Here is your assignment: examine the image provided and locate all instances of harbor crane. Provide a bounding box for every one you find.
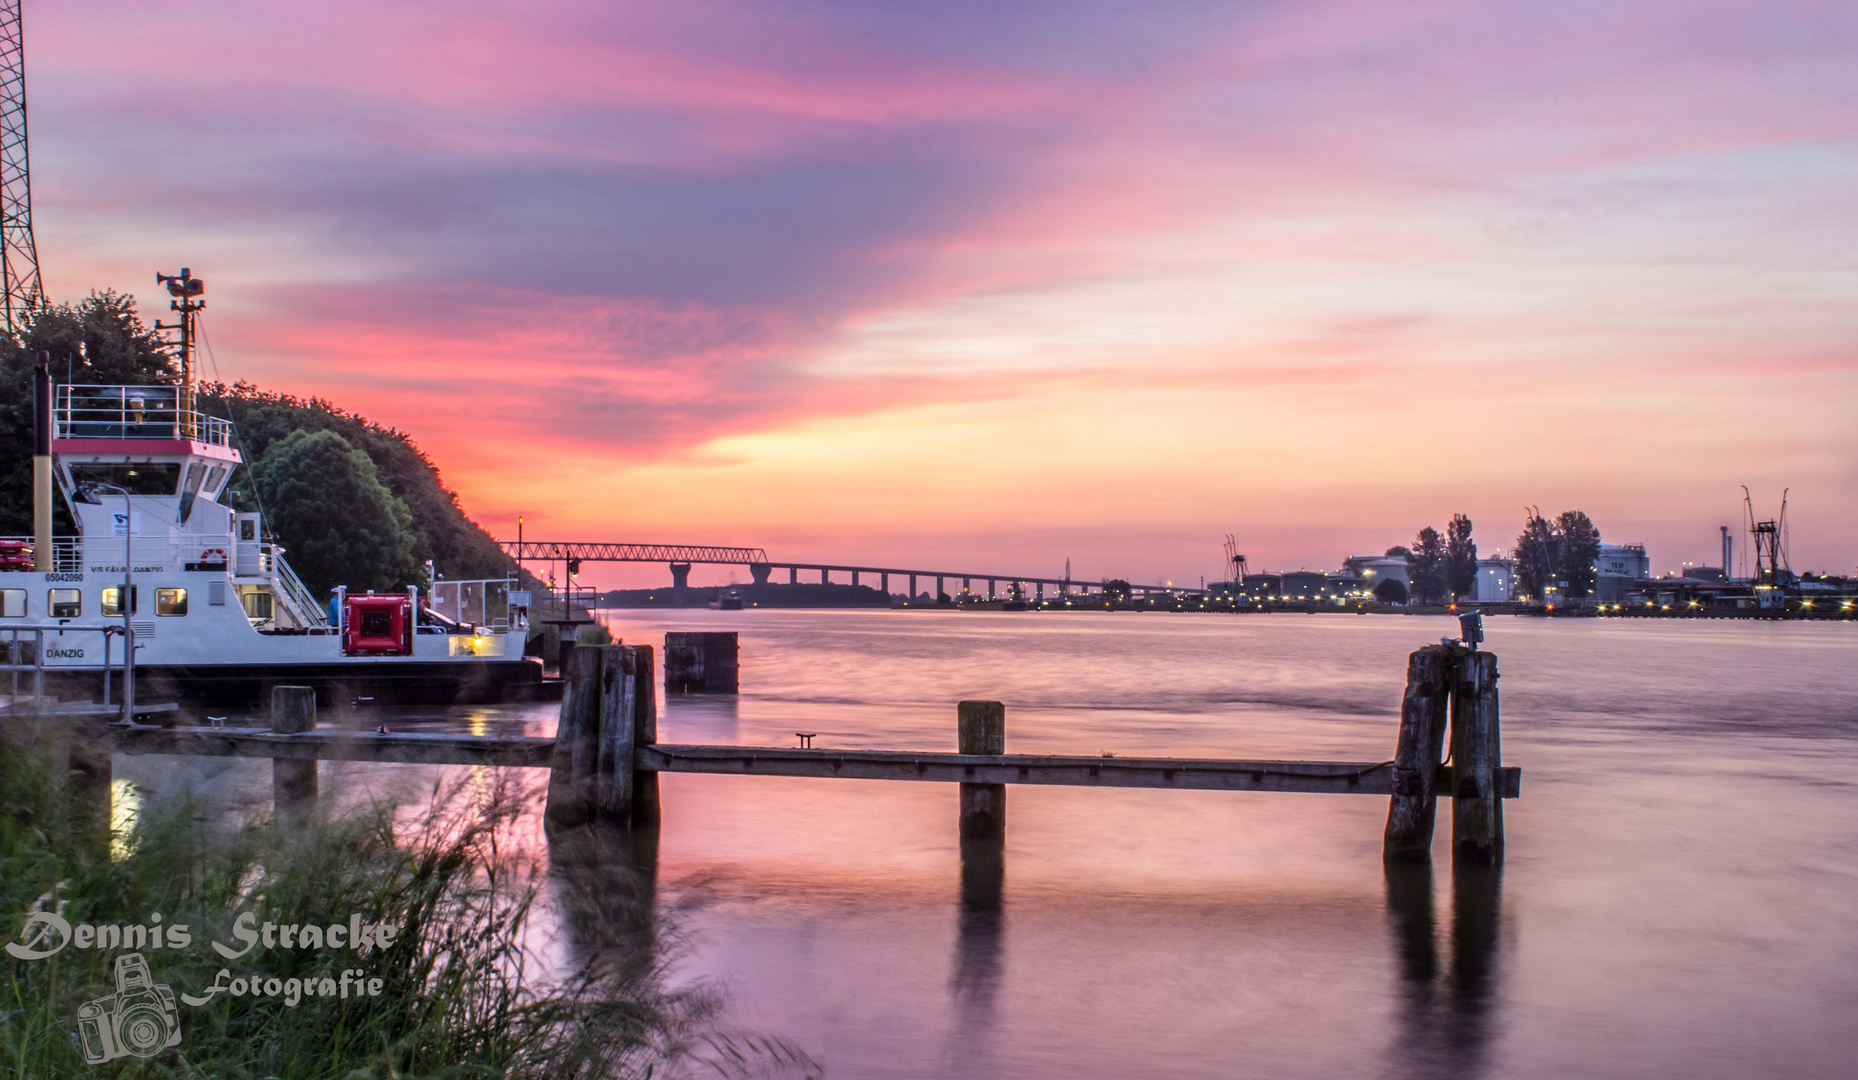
[1223,534,1249,585]
[1741,486,1789,586]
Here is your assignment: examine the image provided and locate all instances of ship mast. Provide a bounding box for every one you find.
[155,267,205,435]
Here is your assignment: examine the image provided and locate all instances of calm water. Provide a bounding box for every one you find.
[125,611,1858,1077]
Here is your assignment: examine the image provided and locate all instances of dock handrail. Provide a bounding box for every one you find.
[1,625,125,704]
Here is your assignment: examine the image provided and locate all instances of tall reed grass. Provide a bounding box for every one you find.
[0,714,815,1078]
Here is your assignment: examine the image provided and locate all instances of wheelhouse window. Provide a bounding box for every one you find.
[0,589,25,617]
[156,588,188,616]
[68,463,182,496]
[49,589,81,618]
[102,586,139,616]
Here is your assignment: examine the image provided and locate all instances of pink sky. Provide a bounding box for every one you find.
[28,1,1858,588]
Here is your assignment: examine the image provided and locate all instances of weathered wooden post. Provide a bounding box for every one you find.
[664,632,738,693]
[957,700,1005,838]
[546,646,604,828]
[550,644,658,830]
[1383,645,1452,861]
[597,644,660,827]
[271,685,317,825]
[1449,650,1503,863]
[629,645,660,825]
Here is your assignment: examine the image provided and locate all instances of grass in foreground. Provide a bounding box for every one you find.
[0,714,815,1079]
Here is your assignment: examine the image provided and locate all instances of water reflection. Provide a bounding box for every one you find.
[548,820,662,962]
[1384,859,1504,1080]
[662,693,741,744]
[947,833,1005,1077]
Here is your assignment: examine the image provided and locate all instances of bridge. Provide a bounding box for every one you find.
[499,540,1204,600]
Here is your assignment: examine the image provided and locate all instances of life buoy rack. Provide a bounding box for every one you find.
[199,547,227,564]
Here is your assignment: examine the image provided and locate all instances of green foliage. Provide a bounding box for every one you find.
[251,430,420,600]
[1446,514,1477,600]
[1406,527,1448,605]
[1383,545,1410,558]
[1556,510,1602,598]
[0,714,818,1079]
[1515,509,1603,600]
[0,293,178,534]
[1372,578,1408,605]
[1514,513,1551,600]
[199,382,514,582]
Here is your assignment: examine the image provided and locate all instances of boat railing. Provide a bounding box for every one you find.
[0,537,83,573]
[4,536,244,573]
[429,576,524,631]
[270,550,330,628]
[55,384,235,447]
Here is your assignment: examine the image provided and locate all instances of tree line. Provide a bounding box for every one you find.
[1394,508,1601,604]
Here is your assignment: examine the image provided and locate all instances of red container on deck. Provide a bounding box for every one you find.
[344,594,413,656]
[0,539,32,570]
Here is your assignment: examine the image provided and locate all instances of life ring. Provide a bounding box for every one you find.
[200,547,227,563]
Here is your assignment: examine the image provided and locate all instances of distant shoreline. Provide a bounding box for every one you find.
[595,584,1854,621]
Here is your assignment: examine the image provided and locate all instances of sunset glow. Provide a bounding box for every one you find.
[32,1,1858,587]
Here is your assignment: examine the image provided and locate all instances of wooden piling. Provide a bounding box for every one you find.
[1383,646,1452,862]
[1450,650,1503,863]
[628,645,660,825]
[271,686,318,824]
[596,644,660,826]
[545,646,604,828]
[549,644,658,830]
[958,700,1006,838]
[664,632,738,694]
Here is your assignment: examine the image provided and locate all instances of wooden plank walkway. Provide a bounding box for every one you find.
[107,725,1518,798]
[47,636,1518,862]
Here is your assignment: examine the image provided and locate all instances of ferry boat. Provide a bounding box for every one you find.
[1,275,544,708]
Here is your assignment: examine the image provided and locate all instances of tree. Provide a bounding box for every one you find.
[1557,510,1602,598]
[1446,514,1477,600]
[1514,510,1555,600]
[1513,509,1603,601]
[0,292,177,534]
[200,381,513,580]
[251,429,420,600]
[1384,545,1411,558]
[1406,526,1448,605]
[1372,578,1408,605]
